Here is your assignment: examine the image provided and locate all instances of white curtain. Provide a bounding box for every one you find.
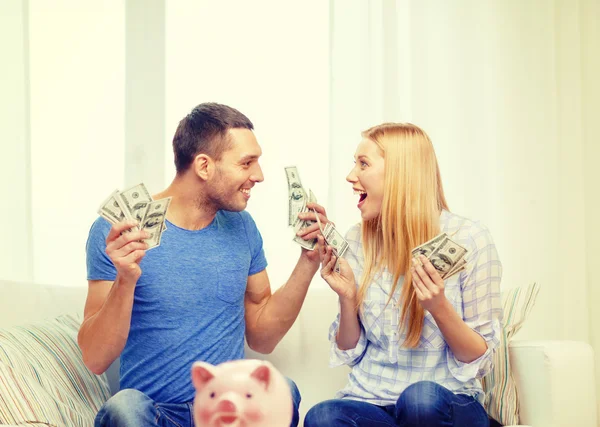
[1,1,32,283]
[1,1,125,286]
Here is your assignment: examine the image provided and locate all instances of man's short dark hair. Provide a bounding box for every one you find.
[172,102,254,173]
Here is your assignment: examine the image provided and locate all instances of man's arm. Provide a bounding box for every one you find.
[244,202,329,353]
[78,220,147,374]
[78,279,137,374]
[244,252,319,354]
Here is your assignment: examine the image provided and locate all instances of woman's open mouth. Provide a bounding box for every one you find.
[354,189,367,207]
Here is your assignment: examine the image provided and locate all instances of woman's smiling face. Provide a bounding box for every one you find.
[346,138,385,221]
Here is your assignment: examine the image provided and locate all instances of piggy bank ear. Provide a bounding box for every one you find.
[191,362,216,391]
[250,364,271,390]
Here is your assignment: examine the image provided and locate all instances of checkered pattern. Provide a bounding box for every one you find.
[329,210,503,405]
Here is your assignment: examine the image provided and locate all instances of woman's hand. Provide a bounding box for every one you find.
[318,235,356,302]
[411,254,448,315]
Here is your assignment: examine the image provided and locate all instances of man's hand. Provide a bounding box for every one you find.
[295,202,330,264]
[105,220,149,284]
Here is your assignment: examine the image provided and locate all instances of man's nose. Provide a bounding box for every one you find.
[251,164,264,183]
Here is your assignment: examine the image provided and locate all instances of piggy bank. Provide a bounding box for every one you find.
[191,359,292,427]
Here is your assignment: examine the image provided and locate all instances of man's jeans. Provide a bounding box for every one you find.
[304,381,489,427]
[95,378,301,427]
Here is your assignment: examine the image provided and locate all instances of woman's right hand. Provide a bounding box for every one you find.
[317,235,357,302]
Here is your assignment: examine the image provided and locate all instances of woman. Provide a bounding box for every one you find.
[304,123,502,427]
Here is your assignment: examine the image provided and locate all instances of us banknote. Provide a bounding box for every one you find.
[412,233,468,279]
[97,183,170,249]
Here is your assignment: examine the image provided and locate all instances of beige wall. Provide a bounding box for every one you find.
[581,0,600,421]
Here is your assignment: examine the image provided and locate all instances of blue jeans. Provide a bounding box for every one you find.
[95,378,301,427]
[304,381,489,427]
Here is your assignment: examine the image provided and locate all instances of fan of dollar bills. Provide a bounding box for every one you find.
[411,233,468,280]
[285,166,349,262]
[97,183,171,250]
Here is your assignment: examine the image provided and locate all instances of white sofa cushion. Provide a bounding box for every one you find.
[510,340,597,427]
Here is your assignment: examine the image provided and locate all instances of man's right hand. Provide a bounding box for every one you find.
[105,221,149,283]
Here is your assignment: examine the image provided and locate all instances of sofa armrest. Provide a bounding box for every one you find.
[509,340,597,427]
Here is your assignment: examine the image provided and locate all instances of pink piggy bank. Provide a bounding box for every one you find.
[191,359,292,427]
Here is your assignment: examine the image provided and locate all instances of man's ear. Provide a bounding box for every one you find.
[194,154,213,181]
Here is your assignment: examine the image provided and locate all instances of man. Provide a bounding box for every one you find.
[79,103,327,426]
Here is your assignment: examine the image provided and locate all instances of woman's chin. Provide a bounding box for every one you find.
[360,209,380,222]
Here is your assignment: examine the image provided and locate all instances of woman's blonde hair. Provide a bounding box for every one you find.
[357,123,448,348]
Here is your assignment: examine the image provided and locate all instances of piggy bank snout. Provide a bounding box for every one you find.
[216,399,237,413]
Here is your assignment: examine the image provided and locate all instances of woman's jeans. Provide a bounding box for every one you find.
[304,381,489,427]
[95,378,301,427]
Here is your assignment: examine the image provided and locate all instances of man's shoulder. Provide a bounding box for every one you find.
[88,216,112,239]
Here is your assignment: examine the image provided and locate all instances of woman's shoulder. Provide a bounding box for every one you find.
[441,210,494,252]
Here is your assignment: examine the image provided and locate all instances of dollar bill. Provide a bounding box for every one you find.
[445,258,466,278]
[97,183,170,250]
[322,222,349,273]
[139,197,171,249]
[292,189,317,250]
[427,236,468,279]
[412,233,468,280]
[285,166,307,227]
[322,222,349,259]
[119,183,153,226]
[411,233,448,260]
[97,190,128,224]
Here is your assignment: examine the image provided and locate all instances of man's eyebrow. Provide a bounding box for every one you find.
[239,154,260,162]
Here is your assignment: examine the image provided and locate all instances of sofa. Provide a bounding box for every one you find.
[0,279,597,427]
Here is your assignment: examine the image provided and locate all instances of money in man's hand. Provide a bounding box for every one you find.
[97,183,171,250]
[412,233,467,279]
[285,166,352,272]
[285,166,318,250]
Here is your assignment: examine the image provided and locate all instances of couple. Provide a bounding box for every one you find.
[79,102,502,427]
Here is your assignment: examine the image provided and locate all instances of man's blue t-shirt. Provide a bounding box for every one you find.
[86,210,268,403]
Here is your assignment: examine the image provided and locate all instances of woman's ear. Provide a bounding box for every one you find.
[194,154,212,181]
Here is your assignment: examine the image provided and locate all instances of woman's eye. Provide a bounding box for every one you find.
[361,161,368,168]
